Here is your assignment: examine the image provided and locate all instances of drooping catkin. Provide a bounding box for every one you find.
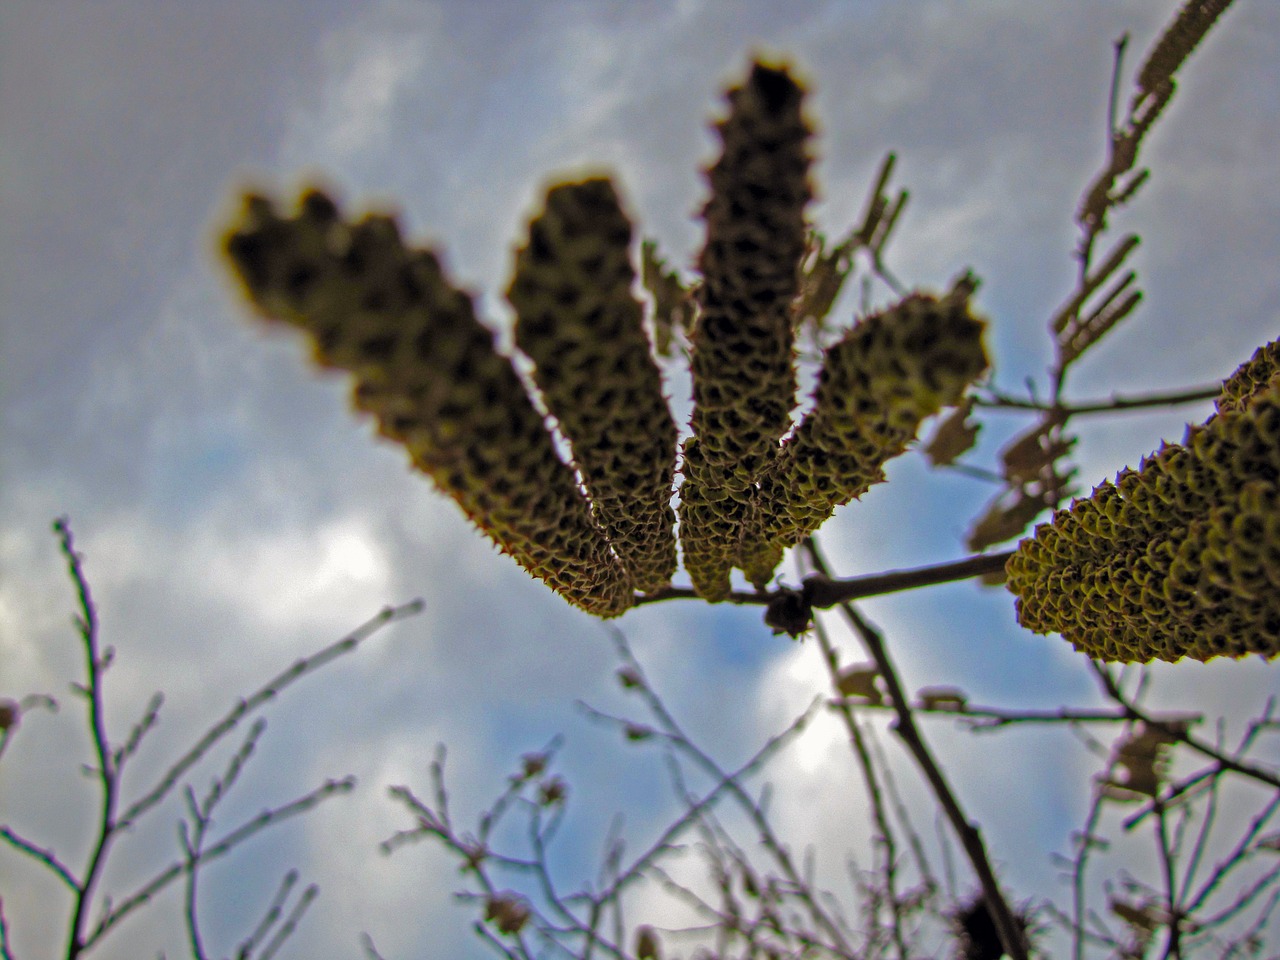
[507,179,678,594]
[223,189,633,617]
[742,290,989,587]
[678,61,812,601]
[1006,359,1280,663]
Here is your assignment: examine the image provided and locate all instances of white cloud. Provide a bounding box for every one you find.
[200,514,392,635]
[320,33,427,160]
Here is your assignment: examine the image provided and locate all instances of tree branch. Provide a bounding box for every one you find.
[54,517,118,960]
[803,539,1029,960]
[118,598,423,829]
[1092,664,1280,791]
[975,384,1220,417]
[636,550,1015,610]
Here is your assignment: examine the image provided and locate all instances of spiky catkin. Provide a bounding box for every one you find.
[508,179,678,594]
[742,291,989,587]
[1215,337,1280,416]
[1006,363,1280,663]
[678,61,812,601]
[223,190,633,617]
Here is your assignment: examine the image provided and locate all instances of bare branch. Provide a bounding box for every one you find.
[803,538,1029,960]
[1093,664,1280,792]
[637,550,1015,614]
[82,777,354,951]
[0,897,13,960]
[0,826,78,890]
[811,613,909,959]
[118,598,423,829]
[975,384,1221,416]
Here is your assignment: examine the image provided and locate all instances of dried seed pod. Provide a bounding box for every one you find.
[679,60,812,600]
[743,290,989,587]
[508,178,678,593]
[223,189,633,617]
[1007,376,1280,662]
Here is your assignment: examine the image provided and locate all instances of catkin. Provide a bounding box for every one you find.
[1215,338,1280,416]
[678,61,812,601]
[508,179,678,594]
[223,190,633,617]
[1007,357,1280,662]
[743,291,989,587]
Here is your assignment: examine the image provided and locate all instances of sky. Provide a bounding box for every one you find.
[2,2,1278,958]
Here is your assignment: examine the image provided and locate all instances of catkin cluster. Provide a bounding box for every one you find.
[1006,340,1280,662]
[507,179,678,593]
[223,60,992,619]
[224,191,634,617]
[679,62,812,601]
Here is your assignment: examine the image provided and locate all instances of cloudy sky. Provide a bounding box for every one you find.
[2,2,1278,958]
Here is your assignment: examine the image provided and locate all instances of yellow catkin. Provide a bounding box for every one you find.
[507,179,678,594]
[223,190,633,617]
[742,291,989,587]
[1215,337,1280,416]
[1006,370,1280,662]
[678,61,812,601]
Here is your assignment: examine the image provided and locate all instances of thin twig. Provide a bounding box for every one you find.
[1178,765,1224,907]
[53,517,118,960]
[854,699,1202,731]
[1185,791,1280,917]
[258,882,317,960]
[236,871,300,959]
[182,718,268,960]
[118,598,423,829]
[975,384,1220,417]
[0,827,78,889]
[113,692,163,772]
[870,731,939,905]
[1154,804,1184,959]
[636,550,1015,609]
[82,777,354,951]
[601,633,856,956]
[181,787,211,960]
[803,538,1029,960]
[809,576,909,959]
[1195,861,1280,933]
[1092,664,1280,791]
[1071,779,1113,960]
[0,896,13,960]
[360,932,389,960]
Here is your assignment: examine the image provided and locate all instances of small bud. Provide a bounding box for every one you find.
[635,925,662,960]
[538,776,568,807]
[624,724,653,742]
[485,893,531,935]
[519,752,549,780]
[763,588,812,637]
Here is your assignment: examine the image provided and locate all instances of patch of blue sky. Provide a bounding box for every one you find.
[140,425,250,521]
